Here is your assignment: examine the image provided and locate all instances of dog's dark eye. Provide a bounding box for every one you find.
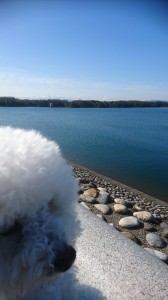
[0,222,23,237]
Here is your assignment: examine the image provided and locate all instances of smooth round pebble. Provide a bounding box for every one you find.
[114,204,128,214]
[84,188,98,198]
[146,233,166,248]
[97,191,109,204]
[133,211,153,222]
[94,204,111,215]
[119,216,140,229]
[114,198,126,205]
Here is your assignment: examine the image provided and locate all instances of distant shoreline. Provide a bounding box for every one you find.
[0,97,168,108]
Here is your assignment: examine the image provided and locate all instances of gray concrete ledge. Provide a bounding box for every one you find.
[76,205,168,300]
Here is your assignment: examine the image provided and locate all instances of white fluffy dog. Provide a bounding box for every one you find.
[0,127,79,300]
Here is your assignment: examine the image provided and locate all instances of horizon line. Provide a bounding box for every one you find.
[0,96,168,102]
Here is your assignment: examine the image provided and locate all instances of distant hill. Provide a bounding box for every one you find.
[0,97,168,108]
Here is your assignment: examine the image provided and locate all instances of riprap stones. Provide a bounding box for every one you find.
[119,216,140,229]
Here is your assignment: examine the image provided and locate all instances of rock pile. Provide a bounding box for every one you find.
[69,162,168,265]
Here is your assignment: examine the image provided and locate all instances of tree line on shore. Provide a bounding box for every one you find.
[0,97,168,108]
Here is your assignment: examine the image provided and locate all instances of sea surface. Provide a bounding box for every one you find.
[0,107,168,202]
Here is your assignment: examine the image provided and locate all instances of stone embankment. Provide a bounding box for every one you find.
[68,161,168,264]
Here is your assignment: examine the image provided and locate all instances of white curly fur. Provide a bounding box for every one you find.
[0,127,79,300]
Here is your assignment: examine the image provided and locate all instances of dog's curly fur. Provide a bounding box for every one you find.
[0,127,79,300]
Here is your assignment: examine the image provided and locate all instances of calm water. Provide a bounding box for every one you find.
[0,107,168,202]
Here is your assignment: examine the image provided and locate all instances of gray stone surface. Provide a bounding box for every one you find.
[76,205,168,300]
[94,204,111,214]
[119,216,140,229]
[144,248,168,263]
[97,191,109,204]
[80,202,90,210]
[146,233,167,248]
[96,214,106,221]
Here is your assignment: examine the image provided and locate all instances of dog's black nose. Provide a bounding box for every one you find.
[55,245,76,273]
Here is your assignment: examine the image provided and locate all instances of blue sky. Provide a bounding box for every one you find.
[0,0,168,100]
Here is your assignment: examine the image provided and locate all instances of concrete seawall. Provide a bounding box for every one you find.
[75,205,168,300]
